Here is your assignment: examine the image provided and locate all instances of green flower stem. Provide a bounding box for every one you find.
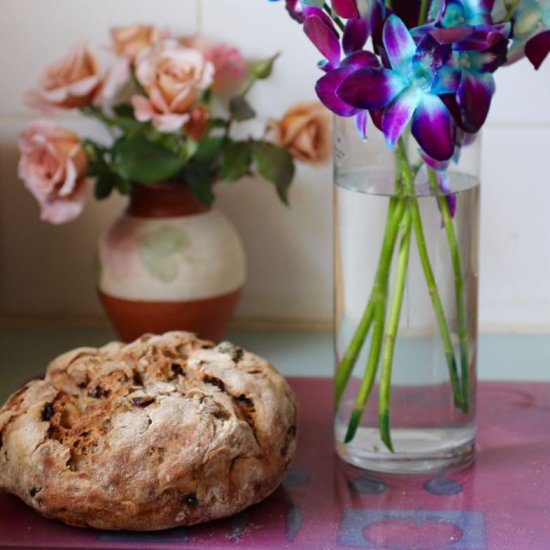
[378,203,413,452]
[334,293,375,408]
[344,195,408,443]
[334,194,403,409]
[323,3,345,31]
[418,0,430,25]
[503,0,520,22]
[396,140,463,409]
[427,168,470,411]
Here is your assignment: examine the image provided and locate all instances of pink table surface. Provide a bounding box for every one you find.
[1,377,549,550]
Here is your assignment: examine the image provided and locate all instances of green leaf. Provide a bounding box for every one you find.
[229,96,256,121]
[192,136,225,165]
[252,53,280,80]
[113,116,142,135]
[220,141,252,182]
[183,163,215,206]
[145,129,181,154]
[182,139,199,161]
[115,178,131,195]
[113,103,134,118]
[94,175,115,200]
[112,137,184,183]
[252,141,295,204]
[82,139,107,164]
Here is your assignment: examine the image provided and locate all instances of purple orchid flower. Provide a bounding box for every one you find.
[505,0,550,69]
[305,5,372,132]
[316,50,379,115]
[301,6,342,70]
[336,15,459,161]
[427,23,510,132]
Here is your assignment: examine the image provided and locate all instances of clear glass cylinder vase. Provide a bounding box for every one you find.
[333,116,480,474]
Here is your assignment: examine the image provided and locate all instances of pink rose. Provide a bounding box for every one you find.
[18,121,88,224]
[131,40,214,131]
[110,24,167,63]
[25,44,101,112]
[182,36,245,91]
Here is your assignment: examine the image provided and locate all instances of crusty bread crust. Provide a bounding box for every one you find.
[0,332,297,530]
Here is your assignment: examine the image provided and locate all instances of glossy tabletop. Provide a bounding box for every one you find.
[0,328,549,549]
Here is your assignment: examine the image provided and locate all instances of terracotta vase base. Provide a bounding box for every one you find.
[98,288,242,343]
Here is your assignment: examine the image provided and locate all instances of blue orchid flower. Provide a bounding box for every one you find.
[506,0,550,69]
[425,22,510,132]
[437,0,495,26]
[336,15,459,161]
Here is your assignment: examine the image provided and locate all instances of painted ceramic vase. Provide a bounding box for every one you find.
[97,183,246,342]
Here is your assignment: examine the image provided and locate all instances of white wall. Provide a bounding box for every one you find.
[0,0,549,331]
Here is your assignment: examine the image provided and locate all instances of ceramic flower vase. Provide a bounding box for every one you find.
[333,117,481,473]
[97,183,246,342]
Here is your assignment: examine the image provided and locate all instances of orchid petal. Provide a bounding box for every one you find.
[316,66,361,116]
[436,170,457,219]
[452,24,511,52]
[412,94,455,161]
[419,149,450,171]
[285,0,305,22]
[315,50,380,116]
[382,87,421,148]
[414,34,452,71]
[431,65,461,94]
[429,0,444,21]
[333,0,360,19]
[383,15,416,73]
[525,30,550,69]
[341,49,380,69]
[303,9,341,68]
[343,18,369,54]
[356,110,369,140]
[337,68,407,110]
[456,71,494,132]
[370,108,384,132]
[428,25,477,45]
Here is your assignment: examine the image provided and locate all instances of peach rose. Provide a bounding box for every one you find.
[18,121,88,224]
[184,105,210,141]
[182,36,245,91]
[25,44,101,112]
[110,24,167,63]
[273,102,332,164]
[131,41,214,131]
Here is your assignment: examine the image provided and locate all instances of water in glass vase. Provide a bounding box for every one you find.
[334,168,480,474]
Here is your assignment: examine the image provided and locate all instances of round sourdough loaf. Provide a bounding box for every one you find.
[0,332,297,530]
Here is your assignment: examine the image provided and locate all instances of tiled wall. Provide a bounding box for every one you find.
[1,0,549,330]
